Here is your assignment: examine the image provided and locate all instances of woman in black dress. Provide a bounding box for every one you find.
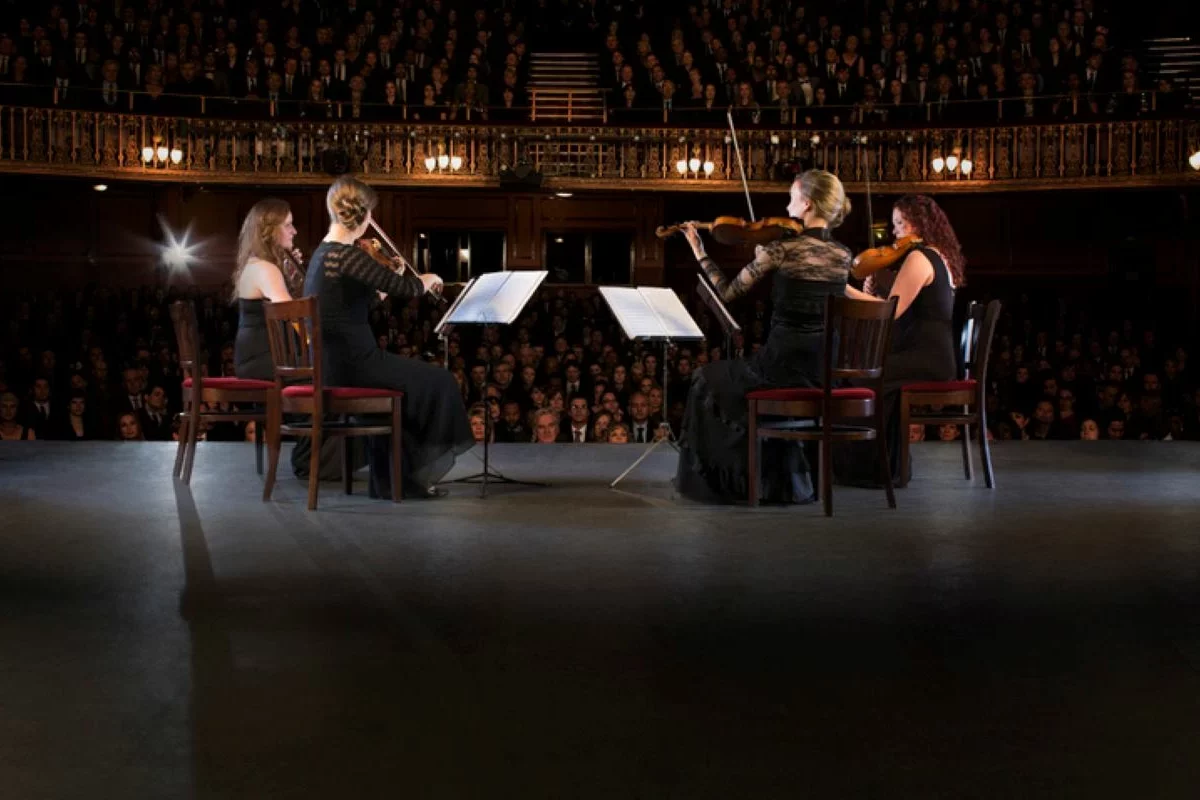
[232,198,303,381]
[304,176,473,499]
[674,169,853,504]
[839,194,964,485]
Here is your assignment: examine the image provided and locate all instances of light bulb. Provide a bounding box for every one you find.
[931,156,945,173]
[93,183,108,192]
[946,155,959,172]
[437,154,449,169]
[424,155,436,171]
[156,146,169,162]
[458,248,470,260]
[703,161,715,176]
[169,148,183,164]
[449,155,463,171]
[688,157,701,173]
[141,146,154,163]
[770,134,780,145]
[675,159,688,175]
[1190,150,1200,171]
[810,134,821,146]
[960,158,974,176]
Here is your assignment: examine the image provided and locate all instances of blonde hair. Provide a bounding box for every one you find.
[326,175,378,231]
[232,197,292,299]
[796,169,851,228]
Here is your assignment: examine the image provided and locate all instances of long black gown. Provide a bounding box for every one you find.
[304,241,474,494]
[835,244,957,485]
[674,228,852,504]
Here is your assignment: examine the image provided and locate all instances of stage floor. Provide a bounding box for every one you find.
[3,441,1200,798]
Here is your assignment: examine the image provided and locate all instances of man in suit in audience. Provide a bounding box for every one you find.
[139,385,173,441]
[557,396,593,443]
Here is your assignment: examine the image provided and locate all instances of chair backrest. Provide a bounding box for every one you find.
[169,300,201,384]
[263,297,322,390]
[967,299,1002,386]
[823,294,898,383]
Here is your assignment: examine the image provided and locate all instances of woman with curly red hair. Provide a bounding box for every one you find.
[839,194,965,485]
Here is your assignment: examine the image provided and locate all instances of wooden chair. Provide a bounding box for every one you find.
[747,295,898,516]
[898,299,1001,489]
[261,297,404,510]
[169,301,271,484]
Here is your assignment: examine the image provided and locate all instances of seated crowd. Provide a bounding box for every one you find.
[1,282,1197,447]
[0,1,1185,125]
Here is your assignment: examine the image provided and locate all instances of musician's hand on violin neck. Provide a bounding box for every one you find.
[680,222,707,260]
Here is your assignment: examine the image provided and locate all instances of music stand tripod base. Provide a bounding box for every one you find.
[609,421,678,489]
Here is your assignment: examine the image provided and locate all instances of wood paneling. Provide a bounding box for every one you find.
[0,177,1195,294]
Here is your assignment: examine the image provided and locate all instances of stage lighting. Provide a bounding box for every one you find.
[1190,150,1200,171]
[157,217,201,273]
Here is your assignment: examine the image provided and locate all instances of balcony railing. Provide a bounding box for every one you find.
[0,104,1196,191]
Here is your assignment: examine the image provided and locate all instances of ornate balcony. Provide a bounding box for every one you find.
[0,104,1196,192]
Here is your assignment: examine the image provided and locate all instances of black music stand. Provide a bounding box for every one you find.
[600,286,705,488]
[434,271,549,497]
[695,274,741,360]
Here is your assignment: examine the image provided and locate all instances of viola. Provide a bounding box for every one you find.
[656,216,805,247]
[850,235,923,279]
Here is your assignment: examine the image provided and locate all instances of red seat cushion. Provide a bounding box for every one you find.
[182,377,274,391]
[747,387,875,402]
[902,379,977,393]
[281,385,404,400]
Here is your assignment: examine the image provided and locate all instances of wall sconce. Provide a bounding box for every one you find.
[142,137,182,168]
[960,159,974,177]
[703,160,715,176]
[677,148,715,179]
[945,154,959,172]
[425,144,462,173]
[1189,150,1200,171]
[675,159,688,175]
[931,155,945,174]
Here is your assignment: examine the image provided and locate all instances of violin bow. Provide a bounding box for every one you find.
[726,110,757,222]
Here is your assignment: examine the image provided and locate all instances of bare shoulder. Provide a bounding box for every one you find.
[900,247,934,276]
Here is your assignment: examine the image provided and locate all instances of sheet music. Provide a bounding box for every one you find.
[600,287,704,340]
[638,287,705,339]
[444,271,547,325]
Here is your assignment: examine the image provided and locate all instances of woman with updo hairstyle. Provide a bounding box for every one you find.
[839,193,965,485]
[232,197,303,381]
[674,169,854,504]
[302,175,473,499]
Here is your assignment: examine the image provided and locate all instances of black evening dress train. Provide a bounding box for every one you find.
[834,244,957,485]
[675,228,852,504]
[304,241,474,495]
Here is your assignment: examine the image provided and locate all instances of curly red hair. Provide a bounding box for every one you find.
[894,195,966,288]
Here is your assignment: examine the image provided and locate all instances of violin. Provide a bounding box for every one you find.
[850,234,923,280]
[358,220,448,307]
[656,216,805,247]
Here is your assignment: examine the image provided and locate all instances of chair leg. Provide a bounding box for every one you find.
[255,416,265,475]
[173,409,189,478]
[820,419,833,517]
[978,409,996,489]
[307,416,322,511]
[898,393,911,488]
[878,408,896,510]
[747,400,759,507]
[960,422,974,481]
[391,400,403,504]
[181,406,200,485]
[342,435,353,495]
[262,396,282,502]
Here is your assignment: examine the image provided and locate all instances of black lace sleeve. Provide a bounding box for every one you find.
[338,245,424,297]
[699,239,786,303]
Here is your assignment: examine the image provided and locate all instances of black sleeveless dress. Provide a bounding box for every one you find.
[233,299,273,381]
[304,241,474,494]
[675,228,852,504]
[835,245,957,485]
